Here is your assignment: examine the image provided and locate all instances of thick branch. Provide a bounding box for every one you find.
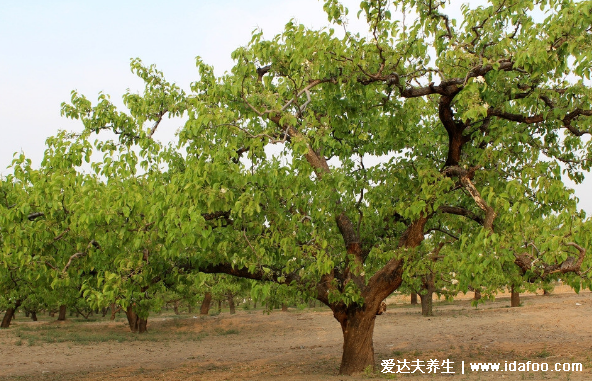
[444,166,496,231]
[62,240,100,273]
[514,241,586,277]
[438,205,484,225]
[27,212,45,221]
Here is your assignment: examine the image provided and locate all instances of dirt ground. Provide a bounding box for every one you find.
[1,286,591,381]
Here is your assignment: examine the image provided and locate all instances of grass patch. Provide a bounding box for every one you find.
[11,320,209,346]
[535,348,552,358]
[215,328,239,335]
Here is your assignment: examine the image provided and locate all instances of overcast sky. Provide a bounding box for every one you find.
[1,0,590,214]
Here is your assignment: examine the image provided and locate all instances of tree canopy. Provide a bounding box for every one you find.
[2,0,592,374]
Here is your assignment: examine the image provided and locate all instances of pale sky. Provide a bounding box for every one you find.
[1,0,590,214]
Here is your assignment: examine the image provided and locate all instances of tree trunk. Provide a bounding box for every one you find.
[57,305,67,321]
[30,311,38,321]
[138,317,147,333]
[1,300,21,328]
[102,307,108,317]
[0,307,15,328]
[110,303,119,320]
[281,303,288,312]
[510,286,520,307]
[334,307,377,375]
[419,291,433,316]
[253,300,257,309]
[173,300,180,315]
[217,300,222,313]
[228,294,236,314]
[410,292,418,305]
[543,289,550,296]
[419,275,435,317]
[1,309,16,328]
[24,310,30,318]
[200,293,212,315]
[474,289,482,300]
[126,306,148,333]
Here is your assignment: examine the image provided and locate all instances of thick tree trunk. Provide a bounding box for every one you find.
[1,309,16,328]
[126,306,148,333]
[24,310,30,318]
[334,308,377,375]
[410,292,418,305]
[30,310,38,321]
[419,291,433,317]
[228,294,236,314]
[57,305,67,321]
[1,300,21,328]
[200,293,212,315]
[281,303,288,312]
[474,290,482,300]
[510,286,520,307]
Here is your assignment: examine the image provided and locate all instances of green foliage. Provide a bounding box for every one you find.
[2,0,592,373]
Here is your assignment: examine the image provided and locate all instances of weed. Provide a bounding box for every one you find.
[363,364,376,377]
[536,348,552,358]
[215,328,239,335]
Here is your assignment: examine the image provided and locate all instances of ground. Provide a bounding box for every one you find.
[1,286,591,381]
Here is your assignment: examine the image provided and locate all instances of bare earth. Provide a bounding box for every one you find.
[1,286,591,381]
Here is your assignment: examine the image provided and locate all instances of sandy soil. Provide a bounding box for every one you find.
[1,287,591,380]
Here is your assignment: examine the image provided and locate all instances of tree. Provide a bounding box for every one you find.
[50,0,592,375]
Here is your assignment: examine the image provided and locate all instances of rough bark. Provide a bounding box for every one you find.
[200,293,212,315]
[410,292,418,305]
[126,306,148,333]
[334,306,378,375]
[1,300,21,328]
[57,305,67,321]
[511,286,520,307]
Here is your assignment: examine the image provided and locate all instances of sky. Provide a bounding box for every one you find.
[1,0,590,214]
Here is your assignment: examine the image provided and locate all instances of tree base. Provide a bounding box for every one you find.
[126,307,148,333]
